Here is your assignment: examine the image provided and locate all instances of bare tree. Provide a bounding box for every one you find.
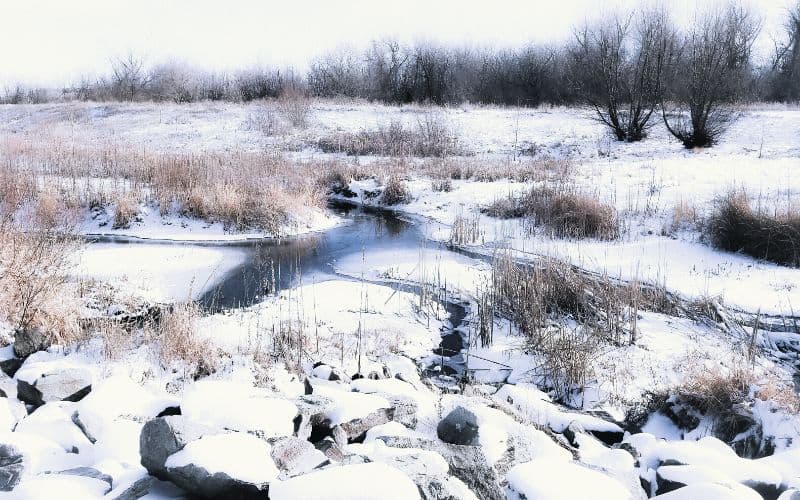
[768,1,800,101]
[570,9,674,142]
[110,52,151,101]
[661,4,760,148]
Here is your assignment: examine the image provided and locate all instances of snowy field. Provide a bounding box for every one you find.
[0,100,799,499]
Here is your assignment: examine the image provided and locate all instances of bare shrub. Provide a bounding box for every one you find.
[0,209,82,345]
[381,176,410,205]
[318,114,462,157]
[154,302,217,375]
[245,103,284,136]
[484,185,619,240]
[277,88,311,128]
[706,190,800,266]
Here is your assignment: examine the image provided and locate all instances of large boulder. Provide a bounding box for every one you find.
[378,435,504,500]
[437,406,479,446]
[293,395,336,441]
[336,407,395,444]
[506,459,638,500]
[139,416,216,479]
[163,433,278,499]
[0,444,23,491]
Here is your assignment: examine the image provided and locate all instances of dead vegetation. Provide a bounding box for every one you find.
[484,185,619,239]
[0,201,83,347]
[0,137,327,234]
[475,252,679,400]
[151,301,218,376]
[381,176,411,205]
[318,113,462,157]
[706,190,800,266]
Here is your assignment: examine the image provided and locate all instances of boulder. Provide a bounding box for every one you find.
[293,395,336,441]
[314,437,346,462]
[378,436,504,500]
[15,363,92,407]
[163,433,277,499]
[270,436,328,477]
[338,407,395,443]
[111,476,154,500]
[437,406,479,446]
[0,444,23,491]
[138,416,216,479]
[268,462,419,500]
[13,327,50,359]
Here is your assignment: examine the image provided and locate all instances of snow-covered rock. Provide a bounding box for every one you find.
[270,437,328,478]
[651,481,763,499]
[377,435,504,500]
[14,355,93,407]
[138,415,217,479]
[164,432,278,498]
[181,380,297,438]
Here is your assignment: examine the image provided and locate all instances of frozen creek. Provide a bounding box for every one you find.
[3,201,800,499]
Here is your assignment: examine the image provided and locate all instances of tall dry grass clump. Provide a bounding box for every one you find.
[706,190,800,266]
[152,302,217,376]
[485,185,619,239]
[318,113,462,157]
[381,176,411,205]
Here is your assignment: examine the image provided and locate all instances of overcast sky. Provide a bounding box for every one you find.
[0,0,794,86]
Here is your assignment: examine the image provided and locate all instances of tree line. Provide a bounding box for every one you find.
[2,2,799,146]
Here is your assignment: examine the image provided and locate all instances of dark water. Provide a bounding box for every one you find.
[198,202,428,309]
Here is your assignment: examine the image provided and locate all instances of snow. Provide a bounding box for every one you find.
[506,459,633,500]
[1,474,110,499]
[14,402,92,452]
[181,380,297,437]
[74,242,249,302]
[268,462,420,500]
[651,482,763,500]
[165,432,279,485]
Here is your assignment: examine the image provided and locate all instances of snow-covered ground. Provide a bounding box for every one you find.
[0,100,799,499]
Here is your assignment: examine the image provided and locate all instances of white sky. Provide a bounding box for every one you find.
[0,0,794,86]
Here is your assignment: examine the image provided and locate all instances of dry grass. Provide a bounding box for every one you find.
[112,191,141,229]
[0,136,326,234]
[277,88,311,129]
[484,185,619,240]
[706,190,800,266]
[666,199,700,235]
[423,157,572,183]
[152,302,217,376]
[318,114,462,157]
[476,252,679,400]
[676,365,754,416]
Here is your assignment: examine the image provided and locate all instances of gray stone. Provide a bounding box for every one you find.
[110,476,155,500]
[165,463,269,499]
[378,436,503,500]
[339,407,395,442]
[13,327,51,359]
[138,416,215,479]
[0,444,23,492]
[293,395,335,441]
[270,436,328,477]
[437,406,479,446]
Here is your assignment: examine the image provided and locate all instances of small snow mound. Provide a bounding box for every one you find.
[506,459,633,500]
[269,462,420,500]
